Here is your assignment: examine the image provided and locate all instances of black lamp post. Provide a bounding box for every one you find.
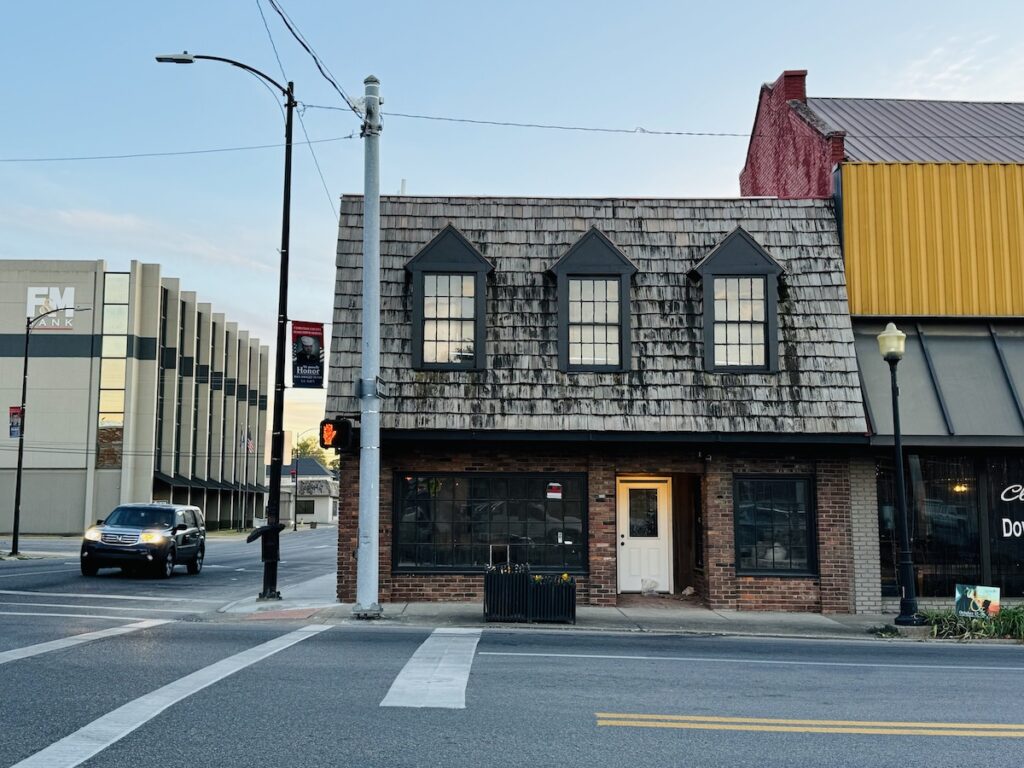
[877,322,924,626]
[156,51,293,600]
[10,306,92,556]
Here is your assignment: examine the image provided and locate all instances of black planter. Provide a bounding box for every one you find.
[483,567,529,622]
[527,577,577,624]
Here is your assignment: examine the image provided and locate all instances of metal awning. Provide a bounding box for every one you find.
[855,320,1024,446]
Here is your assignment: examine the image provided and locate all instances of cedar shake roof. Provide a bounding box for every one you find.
[806,97,1024,163]
[327,196,866,436]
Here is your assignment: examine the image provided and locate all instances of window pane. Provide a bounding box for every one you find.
[735,478,813,574]
[98,412,124,428]
[628,488,659,537]
[100,358,126,389]
[102,335,128,358]
[752,278,765,299]
[104,273,130,304]
[99,390,124,412]
[462,275,474,298]
[395,474,587,571]
[103,304,129,334]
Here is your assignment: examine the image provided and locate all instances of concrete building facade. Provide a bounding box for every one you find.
[1,260,268,534]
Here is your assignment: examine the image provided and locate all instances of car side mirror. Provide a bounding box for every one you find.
[174,523,187,533]
[96,519,104,525]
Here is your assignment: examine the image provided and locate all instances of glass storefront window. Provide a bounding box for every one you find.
[394,473,586,572]
[985,457,1024,597]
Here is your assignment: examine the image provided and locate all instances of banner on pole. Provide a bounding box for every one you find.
[10,406,22,438]
[291,321,325,389]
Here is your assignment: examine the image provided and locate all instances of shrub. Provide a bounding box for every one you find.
[921,607,1024,641]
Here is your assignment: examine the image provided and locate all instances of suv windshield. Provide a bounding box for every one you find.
[104,506,175,529]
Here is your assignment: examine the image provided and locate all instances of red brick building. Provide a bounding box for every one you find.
[328,196,871,612]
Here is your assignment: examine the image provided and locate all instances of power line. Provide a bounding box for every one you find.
[303,103,1024,140]
[267,0,361,118]
[0,134,357,163]
[256,0,339,222]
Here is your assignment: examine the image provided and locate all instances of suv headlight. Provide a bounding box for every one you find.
[84,528,101,541]
[139,531,168,544]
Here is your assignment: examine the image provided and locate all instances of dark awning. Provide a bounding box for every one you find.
[855,320,1024,446]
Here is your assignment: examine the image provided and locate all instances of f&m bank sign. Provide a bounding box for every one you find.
[26,286,77,330]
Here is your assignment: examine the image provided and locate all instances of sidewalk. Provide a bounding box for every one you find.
[220,573,894,639]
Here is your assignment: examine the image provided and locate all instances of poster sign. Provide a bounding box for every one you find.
[955,583,1001,619]
[546,483,563,500]
[9,406,22,438]
[291,321,324,389]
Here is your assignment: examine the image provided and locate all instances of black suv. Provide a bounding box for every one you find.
[81,503,206,578]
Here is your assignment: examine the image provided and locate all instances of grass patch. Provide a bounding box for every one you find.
[921,606,1024,641]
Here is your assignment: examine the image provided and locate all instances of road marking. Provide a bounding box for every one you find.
[0,569,80,579]
[0,589,221,603]
[381,628,481,709]
[11,624,330,768]
[480,651,1024,673]
[595,713,1024,738]
[0,619,169,665]
[0,601,194,614]
[0,611,155,621]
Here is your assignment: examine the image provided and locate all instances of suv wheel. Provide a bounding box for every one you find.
[81,559,98,577]
[187,547,204,575]
[156,549,176,579]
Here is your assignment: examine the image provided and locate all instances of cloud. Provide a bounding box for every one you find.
[0,204,276,273]
[892,36,1024,100]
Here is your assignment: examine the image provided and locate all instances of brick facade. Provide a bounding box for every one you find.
[849,457,883,614]
[739,70,846,199]
[336,443,860,613]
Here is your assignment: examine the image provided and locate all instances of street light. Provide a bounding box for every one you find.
[157,50,294,600]
[10,306,92,556]
[877,322,924,626]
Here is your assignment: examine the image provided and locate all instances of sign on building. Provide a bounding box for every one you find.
[291,321,324,389]
[26,286,76,329]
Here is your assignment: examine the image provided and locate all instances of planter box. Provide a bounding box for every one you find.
[484,567,576,624]
[484,567,529,622]
[528,577,576,624]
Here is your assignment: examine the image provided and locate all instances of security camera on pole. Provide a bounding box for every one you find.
[353,76,383,619]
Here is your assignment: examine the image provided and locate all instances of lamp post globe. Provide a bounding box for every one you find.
[878,322,924,626]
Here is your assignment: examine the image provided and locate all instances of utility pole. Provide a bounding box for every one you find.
[354,75,382,618]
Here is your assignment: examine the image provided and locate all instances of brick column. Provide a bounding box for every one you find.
[849,457,882,614]
[336,451,358,602]
[817,460,854,614]
[703,464,738,609]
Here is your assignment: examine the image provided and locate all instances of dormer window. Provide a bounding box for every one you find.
[407,225,492,371]
[689,227,783,373]
[550,228,637,372]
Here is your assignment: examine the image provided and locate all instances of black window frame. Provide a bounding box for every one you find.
[549,227,637,373]
[689,227,783,374]
[406,225,492,371]
[733,474,818,577]
[391,471,589,575]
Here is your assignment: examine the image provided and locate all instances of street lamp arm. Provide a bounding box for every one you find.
[190,55,290,98]
[28,305,92,329]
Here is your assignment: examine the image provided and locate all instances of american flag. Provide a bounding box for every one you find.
[246,428,254,455]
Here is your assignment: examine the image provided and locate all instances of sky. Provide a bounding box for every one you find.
[2,0,1022,435]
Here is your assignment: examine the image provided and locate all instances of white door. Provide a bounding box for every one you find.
[616,479,671,593]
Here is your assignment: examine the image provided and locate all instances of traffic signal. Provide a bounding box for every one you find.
[319,418,354,450]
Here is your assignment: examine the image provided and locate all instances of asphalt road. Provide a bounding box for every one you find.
[2,606,1024,767]
[0,526,338,623]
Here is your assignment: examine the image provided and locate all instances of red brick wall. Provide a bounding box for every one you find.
[336,444,855,613]
[704,456,854,613]
[739,70,845,199]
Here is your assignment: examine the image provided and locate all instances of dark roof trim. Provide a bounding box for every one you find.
[405,224,493,274]
[869,435,1024,449]
[688,227,785,281]
[380,428,868,446]
[916,323,954,436]
[989,324,1024,432]
[547,227,637,277]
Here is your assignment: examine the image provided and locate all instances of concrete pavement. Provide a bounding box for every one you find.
[220,572,899,639]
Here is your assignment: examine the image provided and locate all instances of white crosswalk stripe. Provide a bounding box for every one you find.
[0,619,170,665]
[380,628,481,709]
[11,624,331,768]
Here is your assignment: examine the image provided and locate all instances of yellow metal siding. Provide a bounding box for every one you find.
[843,163,1024,316]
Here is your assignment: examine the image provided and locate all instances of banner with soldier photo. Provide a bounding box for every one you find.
[291,321,324,388]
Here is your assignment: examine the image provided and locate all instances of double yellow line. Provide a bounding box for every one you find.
[596,713,1024,738]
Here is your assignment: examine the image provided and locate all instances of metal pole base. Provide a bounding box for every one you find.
[257,591,282,601]
[894,611,925,627]
[352,603,383,619]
